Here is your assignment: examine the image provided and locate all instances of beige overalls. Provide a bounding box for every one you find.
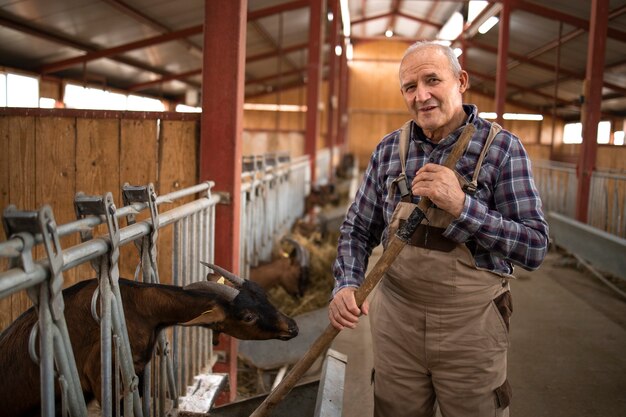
[369,122,513,417]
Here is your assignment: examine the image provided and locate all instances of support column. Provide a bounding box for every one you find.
[200,0,247,403]
[306,0,324,185]
[337,37,349,149]
[494,0,511,126]
[576,0,609,222]
[326,0,340,180]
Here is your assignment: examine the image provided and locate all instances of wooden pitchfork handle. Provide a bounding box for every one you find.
[250,123,476,417]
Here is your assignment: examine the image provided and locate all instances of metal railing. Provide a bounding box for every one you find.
[0,150,328,416]
[532,160,626,239]
[240,154,309,278]
[0,182,219,417]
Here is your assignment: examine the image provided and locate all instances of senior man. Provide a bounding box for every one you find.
[329,41,549,417]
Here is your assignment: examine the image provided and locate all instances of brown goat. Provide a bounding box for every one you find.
[249,237,310,298]
[0,264,298,417]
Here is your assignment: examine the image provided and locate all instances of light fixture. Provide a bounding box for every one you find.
[327,11,334,22]
[502,113,543,121]
[479,112,544,121]
[614,131,625,145]
[346,41,353,61]
[468,1,489,23]
[340,0,351,37]
[437,11,463,42]
[335,45,343,56]
[385,29,393,38]
[243,103,307,112]
[465,2,502,37]
[478,16,499,34]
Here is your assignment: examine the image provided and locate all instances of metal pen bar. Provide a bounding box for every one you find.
[0,182,215,258]
[0,197,218,299]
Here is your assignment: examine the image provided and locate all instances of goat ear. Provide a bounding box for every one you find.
[181,306,226,326]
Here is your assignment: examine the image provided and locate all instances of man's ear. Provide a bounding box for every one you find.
[182,306,226,326]
[459,70,469,93]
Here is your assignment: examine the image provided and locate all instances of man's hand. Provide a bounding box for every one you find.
[411,163,465,218]
[329,287,369,330]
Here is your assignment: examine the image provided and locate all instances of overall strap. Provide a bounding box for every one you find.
[463,122,502,196]
[393,120,476,203]
[393,120,413,202]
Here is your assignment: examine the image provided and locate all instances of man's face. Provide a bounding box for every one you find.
[399,46,468,140]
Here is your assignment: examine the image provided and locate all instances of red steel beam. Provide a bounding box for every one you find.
[0,10,200,87]
[514,0,626,43]
[576,0,609,222]
[100,0,202,53]
[396,11,443,29]
[326,0,340,179]
[415,1,440,38]
[352,12,393,25]
[200,0,246,403]
[494,0,511,125]
[306,0,324,185]
[387,0,401,34]
[246,42,308,63]
[127,69,201,92]
[245,68,304,85]
[248,0,308,21]
[39,25,203,74]
[467,40,626,97]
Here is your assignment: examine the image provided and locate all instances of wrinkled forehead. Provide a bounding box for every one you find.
[399,46,450,81]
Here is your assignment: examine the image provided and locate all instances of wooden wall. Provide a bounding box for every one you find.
[0,111,199,331]
[345,41,626,172]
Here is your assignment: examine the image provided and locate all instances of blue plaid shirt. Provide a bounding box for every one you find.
[333,104,549,293]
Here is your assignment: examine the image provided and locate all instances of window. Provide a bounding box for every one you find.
[64,83,164,111]
[6,73,38,108]
[563,121,612,144]
[0,74,6,107]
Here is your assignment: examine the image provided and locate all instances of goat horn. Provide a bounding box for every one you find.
[281,236,310,268]
[184,280,239,301]
[199,261,245,286]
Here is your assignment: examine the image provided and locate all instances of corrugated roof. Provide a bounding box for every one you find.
[0,0,623,120]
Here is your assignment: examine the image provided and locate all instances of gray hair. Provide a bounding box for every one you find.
[400,41,462,79]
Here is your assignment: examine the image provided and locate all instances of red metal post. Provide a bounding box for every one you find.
[200,0,247,403]
[326,0,340,180]
[576,0,609,222]
[306,0,324,185]
[494,0,511,126]
[337,37,349,148]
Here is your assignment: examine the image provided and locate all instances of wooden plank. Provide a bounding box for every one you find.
[0,115,12,332]
[35,117,78,286]
[157,120,199,284]
[119,119,158,279]
[8,116,37,323]
[74,118,121,282]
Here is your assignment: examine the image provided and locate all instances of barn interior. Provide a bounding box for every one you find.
[1,1,625,416]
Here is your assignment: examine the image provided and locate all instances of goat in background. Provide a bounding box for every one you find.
[249,237,310,298]
[0,263,298,417]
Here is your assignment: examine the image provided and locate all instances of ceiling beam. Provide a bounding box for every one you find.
[101,0,202,53]
[247,42,308,63]
[467,40,626,96]
[0,9,201,87]
[415,2,439,38]
[39,25,203,74]
[127,69,201,92]
[396,11,442,29]
[248,0,309,21]
[513,0,626,43]
[387,0,402,34]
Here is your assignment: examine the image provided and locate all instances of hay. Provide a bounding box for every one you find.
[267,233,338,318]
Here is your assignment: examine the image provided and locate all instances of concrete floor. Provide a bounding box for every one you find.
[330,246,626,417]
